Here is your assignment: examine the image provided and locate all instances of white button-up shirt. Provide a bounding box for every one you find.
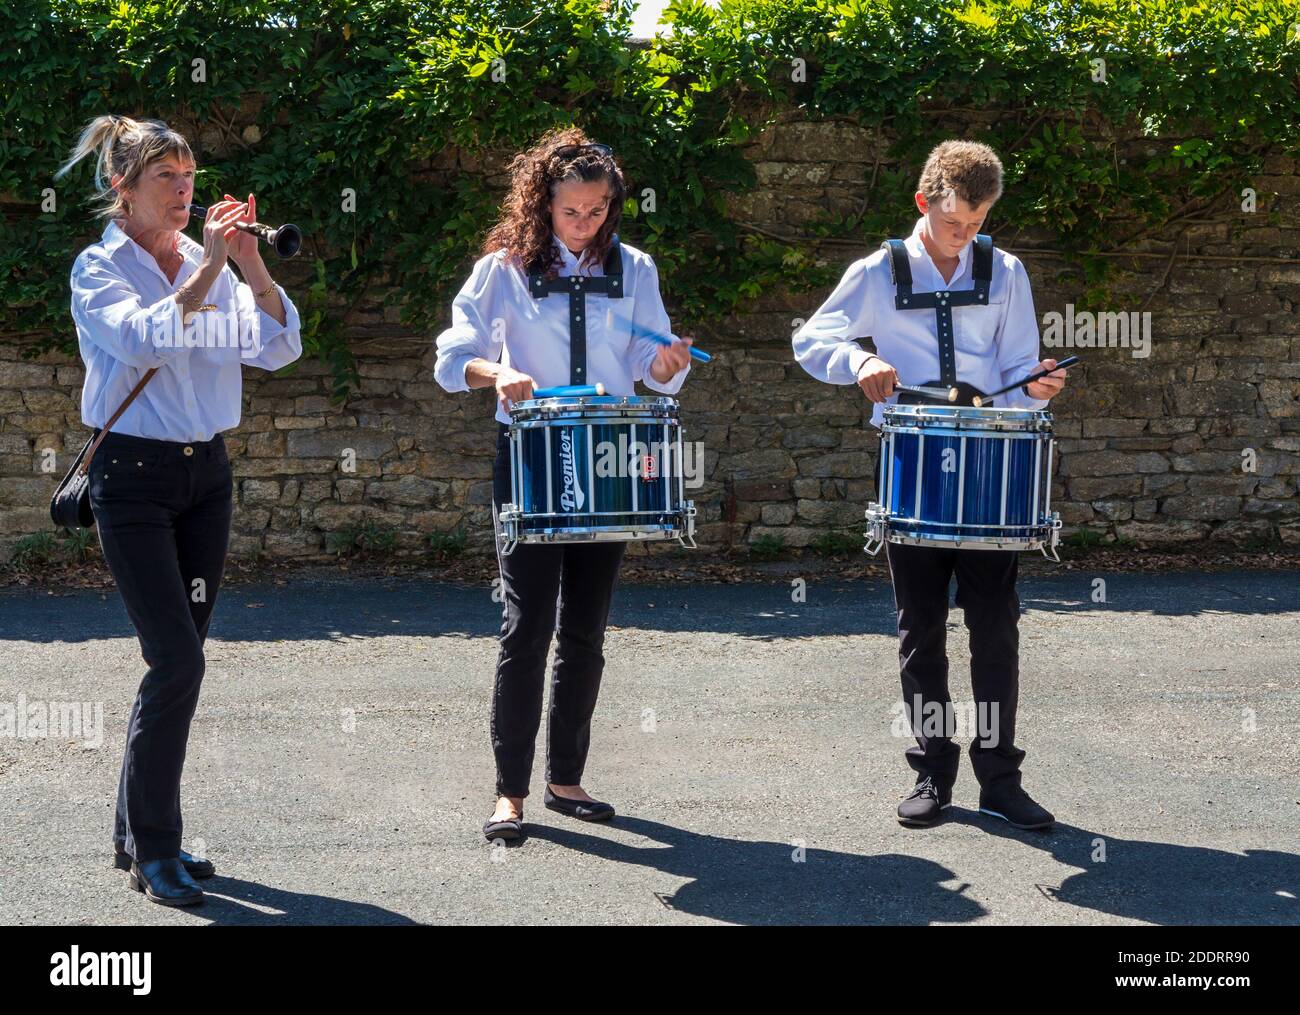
[793,217,1048,428]
[434,234,690,423]
[70,218,303,442]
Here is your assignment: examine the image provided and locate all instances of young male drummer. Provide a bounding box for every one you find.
[792,140,1067,830]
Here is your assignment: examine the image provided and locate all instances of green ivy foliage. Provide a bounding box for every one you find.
[3,0,1296,400]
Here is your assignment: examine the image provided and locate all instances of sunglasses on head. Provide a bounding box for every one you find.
[552,142,614,160]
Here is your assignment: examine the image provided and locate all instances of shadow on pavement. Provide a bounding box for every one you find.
[148,875,421,926]
[525,815,987,925]
[960,811,1299,925]
[3,571,1297,645]
[528,811,1299,926]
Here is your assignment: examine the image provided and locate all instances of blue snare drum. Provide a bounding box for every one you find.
[498,395,697,555]
[865,404,1062,558]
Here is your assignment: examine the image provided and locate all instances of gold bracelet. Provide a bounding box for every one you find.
[183,304,219,325]
[254,283,278,298]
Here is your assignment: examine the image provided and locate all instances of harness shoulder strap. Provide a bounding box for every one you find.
[971,233,993,286]
[601,235,624,298]
[882,238,911,290]
[526,251,553,297]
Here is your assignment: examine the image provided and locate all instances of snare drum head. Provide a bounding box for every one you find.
[511,394,679,421]
[882,403,1053,432]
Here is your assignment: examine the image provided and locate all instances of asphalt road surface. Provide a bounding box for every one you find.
[1,568,1297,925]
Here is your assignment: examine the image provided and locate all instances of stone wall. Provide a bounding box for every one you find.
[3,114,1299,559]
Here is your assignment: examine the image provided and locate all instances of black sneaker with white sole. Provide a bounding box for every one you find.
[896,775,953,826]
[978,784,1055,830]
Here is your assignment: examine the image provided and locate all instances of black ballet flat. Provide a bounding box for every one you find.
[543,786,615,822]
[129,858,205,907]
[483,814,524,842]
[115,843,215,879]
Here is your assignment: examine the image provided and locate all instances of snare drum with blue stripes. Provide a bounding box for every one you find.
[865,404,1062,557]
[498,395,697,555]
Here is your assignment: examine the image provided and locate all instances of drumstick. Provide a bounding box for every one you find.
[856,348,955,401]
[894,382,958,402]
[531,383,606,398]
[613,315,713,362]
[972,355,1079,407]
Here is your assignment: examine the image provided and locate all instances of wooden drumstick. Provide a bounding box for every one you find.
[973,356,1079,407]
[894,382,959,402]
[856,344,956,401]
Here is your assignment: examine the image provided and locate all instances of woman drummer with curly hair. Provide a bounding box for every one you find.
[434,126,694,841]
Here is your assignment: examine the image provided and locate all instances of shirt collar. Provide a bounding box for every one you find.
[100,218,132,256]
[101,218,203,266]
[905,216,972,284]
[551,232,602,275]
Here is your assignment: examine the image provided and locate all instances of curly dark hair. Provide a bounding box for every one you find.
[482,125,626,277]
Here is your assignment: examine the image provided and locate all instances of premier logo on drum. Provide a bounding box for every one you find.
[558,428,585,511]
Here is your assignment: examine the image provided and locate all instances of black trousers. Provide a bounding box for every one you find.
[884,540,1025,793]
[490,424,625,799]
[88,431,233,862]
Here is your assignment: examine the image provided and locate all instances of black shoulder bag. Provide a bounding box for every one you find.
[49,367,157,529]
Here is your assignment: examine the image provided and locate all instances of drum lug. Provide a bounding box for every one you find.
[1040,511,1062,562]
[498,505,520,556]
[678,501,698,549]
[863,504,886,557]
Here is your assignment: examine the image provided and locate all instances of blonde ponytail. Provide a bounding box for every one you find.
[55,115,195,221]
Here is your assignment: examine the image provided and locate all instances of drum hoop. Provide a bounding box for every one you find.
[502,522,689,540]
[879,517,1055,533]
[880,423,1051,437]
[512,395,679,418]
[882,405,1053,433]
[512,411,681,427]
[504,508,690,521]
[884,404,1051,419]
[882,531,1050,549]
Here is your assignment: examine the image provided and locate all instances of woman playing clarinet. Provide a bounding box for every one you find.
[57,115,302,905]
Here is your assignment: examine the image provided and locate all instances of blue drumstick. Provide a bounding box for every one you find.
[615,316,712,363]
[531,383,606,398]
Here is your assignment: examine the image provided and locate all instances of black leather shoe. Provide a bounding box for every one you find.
[483,817,524,841]
[978,784,1055,830]
[114,844,215,879]
[896,775,952,826]
[544,786,615,822]
[129,859,205,907]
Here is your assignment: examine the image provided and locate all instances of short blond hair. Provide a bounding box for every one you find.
[917,140,1003,209]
